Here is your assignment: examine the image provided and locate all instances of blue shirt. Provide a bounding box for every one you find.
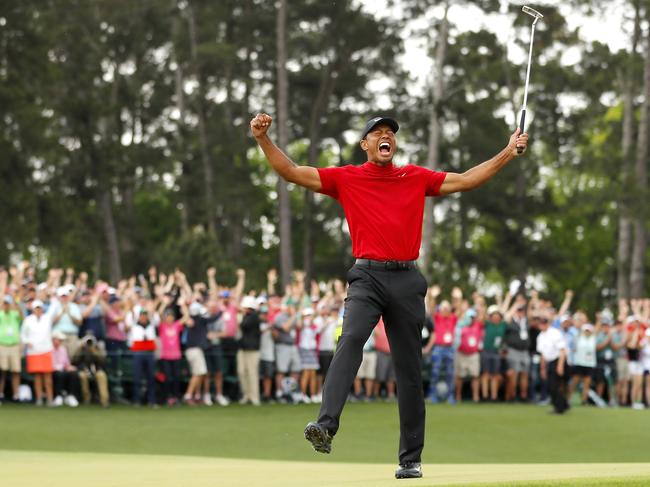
[562,326,579,365]
[51,300,82,335]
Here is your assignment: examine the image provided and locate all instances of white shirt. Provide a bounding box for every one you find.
[536,327,566,362]
[127,317,159,345]
[316,316,337,352]
[21,311,55,355]
[298,318,321,351]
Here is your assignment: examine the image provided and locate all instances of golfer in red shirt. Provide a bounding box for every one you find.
[250,113,528,479]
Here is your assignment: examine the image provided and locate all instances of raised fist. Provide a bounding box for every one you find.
[250,113,272,138]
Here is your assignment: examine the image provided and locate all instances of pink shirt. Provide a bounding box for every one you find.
[159,321,184,360]
[52,344,71,372]
[105,309,126,342]
[433,313,458,346]
[374,319,391,354]
[458,320,483,355]
[221,304,238,338]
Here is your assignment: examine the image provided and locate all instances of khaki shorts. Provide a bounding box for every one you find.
[0,344,21,373]
[185,347,208,376]
[356,351,377,380]
[456,352,480,378]
[616,357,629,381]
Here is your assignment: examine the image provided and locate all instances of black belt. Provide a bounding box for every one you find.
[355,258,417,271]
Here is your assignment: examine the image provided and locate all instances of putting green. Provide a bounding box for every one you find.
[2,450,650,487]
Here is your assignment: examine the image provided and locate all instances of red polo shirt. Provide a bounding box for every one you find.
[317,162,447,260]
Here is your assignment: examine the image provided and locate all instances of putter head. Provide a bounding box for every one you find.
[522,6,544,22]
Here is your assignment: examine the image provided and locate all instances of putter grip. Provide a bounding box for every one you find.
[517,109,526,154]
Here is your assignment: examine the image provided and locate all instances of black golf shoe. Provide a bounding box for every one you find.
[304,421,332,454]
[395,462,423,479]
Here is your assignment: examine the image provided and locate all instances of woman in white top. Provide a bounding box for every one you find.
[20,300,55,405]
[568,323,597,405]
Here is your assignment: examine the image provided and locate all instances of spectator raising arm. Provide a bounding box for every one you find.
[557,290,574,319]
[451,287,463,317]
[233,269,246,302]
[426,285,440,315]
[267,269,278,297]
[207,267,218,299]
[498,290,512,316]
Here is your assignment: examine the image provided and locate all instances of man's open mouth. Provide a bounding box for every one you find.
[379,142,391,155]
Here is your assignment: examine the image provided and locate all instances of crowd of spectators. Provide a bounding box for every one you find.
[1,262,649,411]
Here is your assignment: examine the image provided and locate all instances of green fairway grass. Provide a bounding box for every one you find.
[1,402,650,464]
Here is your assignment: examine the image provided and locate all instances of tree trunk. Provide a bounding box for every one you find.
[171,6,189,234]
[276,0,293,287]
[99,188,122,283]
[420,3,449,280]
[618,78,634,299]
[618,0,641,300]
[630,9,650,298]
[303,63,338,284]
[187,1,216,234]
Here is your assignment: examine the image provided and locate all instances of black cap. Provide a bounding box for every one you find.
[360,116,399,140]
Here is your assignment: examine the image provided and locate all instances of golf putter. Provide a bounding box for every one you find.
[518,6,543,154]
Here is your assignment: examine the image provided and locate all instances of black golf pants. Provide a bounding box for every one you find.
[317,264,428,464]
[547,359,569,413]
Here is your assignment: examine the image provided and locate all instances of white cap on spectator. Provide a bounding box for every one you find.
[56,286,70,297]
[52,330,66,340]
[32,300,44,309]
[189,301,205,316]
[581,323,594,332]
[65,284,76,294]
[3,295,13,304]
[487,305,502,316]
[37,283,48,292]
[626,315,640,325]
[108,287,117,295]
[241,296,258,310]
[302,307,314,316]
[560,314,572,323]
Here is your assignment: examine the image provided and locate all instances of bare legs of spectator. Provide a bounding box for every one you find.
[630,373,643,407]
[201,376,210,401]
[617,378,629,406]
[33,373,54,405]
[567,375,592,403]
[184,375,204,404]
[300,369,318,399]
[33,374,43,404]
[262,375,273,400]
[374,380,396,399]
[455,376,479,402]
[484,374,502,401]
[580,376,591,404]
[274,373,284,396]
[0,371,20,400]
[505,370,516,401]
[212,371,225,398]
[519,372,529,400]
[354,377,375,399]
[505,371,528,401]
[480,373,488,400]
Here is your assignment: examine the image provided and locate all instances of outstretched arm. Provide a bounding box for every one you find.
[439,129,528,195]
[251,113,322,192]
